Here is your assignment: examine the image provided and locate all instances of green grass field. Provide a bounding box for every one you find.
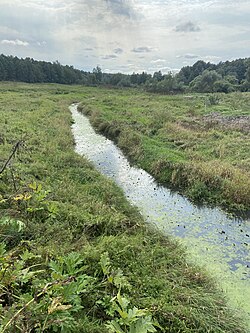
[0,82,248,332]
[78,88,250,212]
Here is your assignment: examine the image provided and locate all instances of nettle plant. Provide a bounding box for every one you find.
[0,238,159,333]
[0,246,87,332]
[99,253,159,333]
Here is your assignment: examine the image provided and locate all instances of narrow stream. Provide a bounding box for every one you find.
[70,104,250,324]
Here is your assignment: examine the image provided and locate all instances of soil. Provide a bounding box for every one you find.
[203,113,250,133]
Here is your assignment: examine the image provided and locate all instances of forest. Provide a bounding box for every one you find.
[0,54,250,93]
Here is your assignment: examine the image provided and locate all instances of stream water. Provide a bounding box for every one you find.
[70,104,250,324]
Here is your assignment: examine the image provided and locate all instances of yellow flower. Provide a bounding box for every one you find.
[13,194,24,201]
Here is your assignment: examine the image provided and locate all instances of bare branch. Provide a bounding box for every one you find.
[0,141,23,175]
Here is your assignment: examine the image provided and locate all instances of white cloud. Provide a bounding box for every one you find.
[0,0,249,72]
[150,59,167,64]
[1,39,29,46]
[202,55,222,63]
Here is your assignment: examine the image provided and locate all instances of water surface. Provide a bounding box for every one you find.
[70,104,250,323]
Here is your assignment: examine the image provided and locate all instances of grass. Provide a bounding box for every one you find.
[0,82,248,332]
[77,88,250,212]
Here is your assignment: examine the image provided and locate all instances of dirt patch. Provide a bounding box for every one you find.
[203,112,250,133]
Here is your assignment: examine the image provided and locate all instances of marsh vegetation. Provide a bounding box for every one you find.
[78,88,250,212]
[0,83,248,332]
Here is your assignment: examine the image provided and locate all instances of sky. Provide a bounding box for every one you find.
[0,0,250,74]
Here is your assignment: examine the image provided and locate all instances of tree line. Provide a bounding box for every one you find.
[1,54,250,93]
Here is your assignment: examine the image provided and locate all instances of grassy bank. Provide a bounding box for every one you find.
[0,82,247,332]
[78,88,250,212]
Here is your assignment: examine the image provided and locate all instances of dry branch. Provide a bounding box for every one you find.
[0,141,23,175]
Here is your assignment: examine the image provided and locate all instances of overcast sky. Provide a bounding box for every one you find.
[0,0,249,73]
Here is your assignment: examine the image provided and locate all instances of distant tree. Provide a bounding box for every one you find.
[157,74,175,93]
[213,80,235,93]
[217,59,247,82]
[138,72,151,85]
[109,73,123,86]
[144,78,157,92]
[241,63,250,91]
[0,54,249,92]
[5,55,16,81]
[224,75,238,85]
[246,65,250,83]
[190,70,221,93]
[0,59,7,80]
[117,76,131,87]
[153,71,163,82]
[93,66,102,83]
[145,73,184,94]
[130,72,139,85]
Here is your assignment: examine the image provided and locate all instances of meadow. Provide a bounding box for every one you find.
[78,88,250,212]
[0,82,248,332]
